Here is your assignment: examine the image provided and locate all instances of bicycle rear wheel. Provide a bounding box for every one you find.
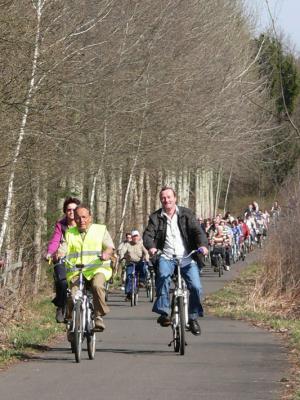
[87,331,96,360]
[86,304,96,360]
[130,274,135,306]
[171,295,180,353]
[178,296,186,355]
[149,273,155,302]
[217,255,222,277]
[74,301,83,363]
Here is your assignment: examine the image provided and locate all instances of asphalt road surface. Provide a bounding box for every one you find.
[0,253,288,400]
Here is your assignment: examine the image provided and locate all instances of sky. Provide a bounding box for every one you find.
[244,0,300,54]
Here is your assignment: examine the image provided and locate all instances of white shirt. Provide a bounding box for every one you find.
[161,207,192,267]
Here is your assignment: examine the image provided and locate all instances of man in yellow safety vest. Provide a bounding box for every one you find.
[64,205,114,331]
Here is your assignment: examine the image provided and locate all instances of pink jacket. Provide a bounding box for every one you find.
[47,217,68,255]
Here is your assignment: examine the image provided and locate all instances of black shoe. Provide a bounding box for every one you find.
[124,293,131,301]
[189,319,201,335]
[56,307,65,323]
[157,315,171,327]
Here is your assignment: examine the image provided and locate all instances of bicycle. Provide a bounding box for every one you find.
[231,236,239,263]
[124,262,139,306]
[166,249,203,356]
[211,246,224,277]
[64,256,103,363]
[239,240,246,261]
[145,266,155,303]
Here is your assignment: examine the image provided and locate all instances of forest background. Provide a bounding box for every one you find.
[0,0,299,320]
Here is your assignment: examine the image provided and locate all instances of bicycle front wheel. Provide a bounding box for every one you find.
[74,300,83,363]
[178,296,186,355]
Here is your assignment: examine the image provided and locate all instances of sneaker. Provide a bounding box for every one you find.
[94,316,105,332]
[56,307,65,323]
[224,265,230,271]
[157,314,171,327]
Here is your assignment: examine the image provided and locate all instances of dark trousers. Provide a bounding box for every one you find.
[52,262,67,308]
[125,261,148,294]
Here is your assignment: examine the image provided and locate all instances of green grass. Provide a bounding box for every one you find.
[0,296,64,367]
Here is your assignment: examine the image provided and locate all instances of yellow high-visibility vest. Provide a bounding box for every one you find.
[65,224,112,283]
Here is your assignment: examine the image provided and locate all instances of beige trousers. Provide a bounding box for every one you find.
[67,272,110,318]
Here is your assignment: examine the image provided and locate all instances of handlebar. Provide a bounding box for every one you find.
[61,254,103,269]
[156,248,204,260]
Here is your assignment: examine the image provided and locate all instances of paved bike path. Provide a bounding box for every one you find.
[0,253,288,400]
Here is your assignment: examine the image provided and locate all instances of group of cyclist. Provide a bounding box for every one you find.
[200,200,280,273]
[45,188,280,340]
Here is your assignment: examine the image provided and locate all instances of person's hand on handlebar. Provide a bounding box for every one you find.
[149,248,158,257]
[101,250,112,261]
[198,246,208,256]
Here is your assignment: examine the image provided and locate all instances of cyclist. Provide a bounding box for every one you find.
[64,205,115,332]
[46,196,81,323]
[210,225,228,271]
[219,220,232,270]
[119,230,149,301]
[117,232,132,255]
[143,186,208,336]
[231,219,241,259]
[238,216,250,256]
[117,232,132,290]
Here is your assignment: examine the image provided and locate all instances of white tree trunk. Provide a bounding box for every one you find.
[181,168,190,207]
[57,177,67,213]
[107,169,117,238]
[145,171,152,223]
[223,165,233,215]
[116,167,123,227]
[209,169,215,218]
[89,119,108,211]
[155,170,163,210]
[134,168,145,232]
[95,168,107,223]
[195,168,202,218]
[0,0,43,253]
[214,165,223,216]
[32,174,42,294]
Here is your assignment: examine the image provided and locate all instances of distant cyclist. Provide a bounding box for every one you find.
[119,230,149,301]
[143,186,208,336]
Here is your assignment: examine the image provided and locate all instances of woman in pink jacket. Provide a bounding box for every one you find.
[46,197,80,322]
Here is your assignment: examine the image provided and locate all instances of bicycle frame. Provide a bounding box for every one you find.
[167,249,203,355]
[171,261,189,328]
[63,255,103,362]
[126,262,139,306]
[70,267,90,336]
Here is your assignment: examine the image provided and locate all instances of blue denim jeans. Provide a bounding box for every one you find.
[125,261,148,294]
[152,257,203,320]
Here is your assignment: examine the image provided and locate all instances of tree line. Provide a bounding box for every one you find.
[0,0,299,301]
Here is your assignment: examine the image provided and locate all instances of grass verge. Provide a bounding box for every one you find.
[0,295,65,369]
[204,263,300,400]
